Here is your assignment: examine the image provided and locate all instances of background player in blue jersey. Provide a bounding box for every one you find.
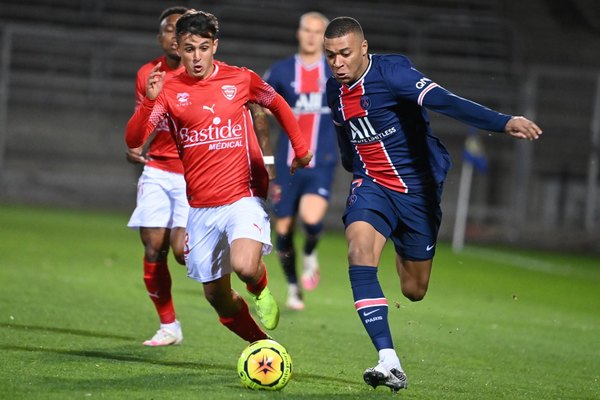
[264,12,338,310]
[324,17,542,391]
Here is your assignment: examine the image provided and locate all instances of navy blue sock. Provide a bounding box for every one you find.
[349,265,394,351]
[276,233,297,284]
[303,222,323,255]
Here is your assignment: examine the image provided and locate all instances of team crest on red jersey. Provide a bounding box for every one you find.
[176,92,191,107]
[221,85,236,100]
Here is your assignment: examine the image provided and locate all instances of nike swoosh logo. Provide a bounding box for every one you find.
[426,244,435,251]
[363,308,380,317]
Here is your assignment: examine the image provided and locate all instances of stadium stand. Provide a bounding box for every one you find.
[0,0,598,250]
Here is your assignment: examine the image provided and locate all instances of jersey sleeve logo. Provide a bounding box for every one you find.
[221,85,237,100]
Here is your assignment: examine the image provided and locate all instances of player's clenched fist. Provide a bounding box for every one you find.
[290,150,313,175]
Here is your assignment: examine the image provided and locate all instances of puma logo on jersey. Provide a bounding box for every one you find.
[203,104,216,114]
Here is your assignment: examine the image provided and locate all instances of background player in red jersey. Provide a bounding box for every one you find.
[126,7,274,347]
[264,12,337,311]
[324,17,542,391]
[126,10,312,344]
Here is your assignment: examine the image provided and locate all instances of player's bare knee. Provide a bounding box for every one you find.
[402,285,428,302]
[172,250,186,266]
[347,246,374,265]
[234,264,259,284]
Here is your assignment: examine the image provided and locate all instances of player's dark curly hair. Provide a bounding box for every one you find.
[159,6,189,24]
[324,16,364,39]
[176,10,219,40]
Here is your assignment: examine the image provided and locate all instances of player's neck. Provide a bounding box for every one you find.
[164,56,181,70]
[298,51,322,66]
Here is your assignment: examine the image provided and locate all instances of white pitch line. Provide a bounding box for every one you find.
[461,246,574,276]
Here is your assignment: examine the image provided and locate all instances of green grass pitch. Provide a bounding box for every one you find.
[1,204,599,399]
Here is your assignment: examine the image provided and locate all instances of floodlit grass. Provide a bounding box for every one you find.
[1,204,599,399]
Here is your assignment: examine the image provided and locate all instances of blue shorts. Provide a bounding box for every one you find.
[271,166,335,218]
[343,177,443,261]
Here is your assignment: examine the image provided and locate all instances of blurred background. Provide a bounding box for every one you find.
[0,0,599,253]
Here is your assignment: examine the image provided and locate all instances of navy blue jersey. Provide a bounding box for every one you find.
[264,55,338,170]
[326,54,511,193]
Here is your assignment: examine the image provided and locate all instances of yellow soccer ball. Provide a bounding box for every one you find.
[237,339,292,390]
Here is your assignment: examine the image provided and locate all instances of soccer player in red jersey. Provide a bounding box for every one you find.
[126,10,312,343]
[324,17,542,391]
[264,12,337,311]
[126,7,274,347]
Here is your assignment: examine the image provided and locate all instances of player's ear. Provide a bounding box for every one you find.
[212,38,219,55]
[361,39,368,56]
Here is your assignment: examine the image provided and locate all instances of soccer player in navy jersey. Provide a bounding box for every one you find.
[324,16,542,391]
[263,12,337,310]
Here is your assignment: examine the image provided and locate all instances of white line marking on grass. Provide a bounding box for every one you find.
[462,246,574,276]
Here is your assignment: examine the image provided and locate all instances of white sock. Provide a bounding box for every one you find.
[160,320,180,331]
[379,348,402,372]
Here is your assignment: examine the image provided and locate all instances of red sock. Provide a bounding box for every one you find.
[143,258,176,324]
[219,299,268,342]
[246,266,268,296]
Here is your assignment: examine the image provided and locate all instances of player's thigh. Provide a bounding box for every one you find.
[298,194,329,225]
[345,221,388,266]
[390,185,442,261]
[343,178,394,266]
[227,197,272,277]
[229,238,263,279]
[185,207,232,284]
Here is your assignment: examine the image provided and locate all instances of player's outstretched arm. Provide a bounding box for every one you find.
[504,116,543,141]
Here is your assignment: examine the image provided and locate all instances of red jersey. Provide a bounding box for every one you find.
[135,55,184,174]
[126,63,309,208]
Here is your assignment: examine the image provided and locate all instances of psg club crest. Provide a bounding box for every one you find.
[360,95,371,110]
[221,85,237,100]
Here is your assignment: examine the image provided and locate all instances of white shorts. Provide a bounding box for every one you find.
[185,197,272,283]
[127,166,189,229]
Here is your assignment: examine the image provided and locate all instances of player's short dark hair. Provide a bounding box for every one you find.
[159,6,189,24]
[176,10,219,40]
[324,16,364,39]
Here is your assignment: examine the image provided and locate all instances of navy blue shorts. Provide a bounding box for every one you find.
[271,166,336,218]
[343,177,443,261]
